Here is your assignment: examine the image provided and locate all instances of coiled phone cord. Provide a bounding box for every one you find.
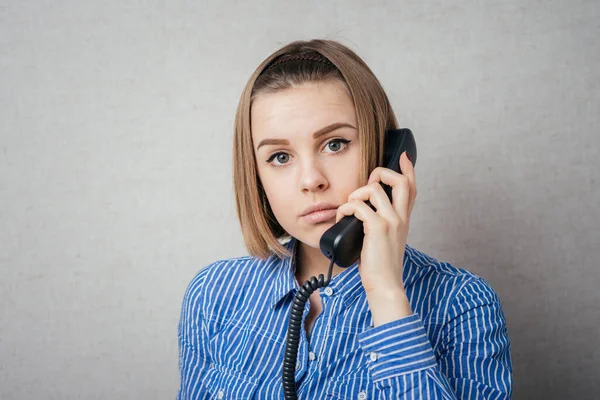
[282,257,336,400]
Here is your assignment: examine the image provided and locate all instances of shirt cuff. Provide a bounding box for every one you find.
[357,314,437,382]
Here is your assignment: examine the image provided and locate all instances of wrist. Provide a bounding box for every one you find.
[366,286,413,326]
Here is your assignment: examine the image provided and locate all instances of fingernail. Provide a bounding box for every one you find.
[405,151,411,162]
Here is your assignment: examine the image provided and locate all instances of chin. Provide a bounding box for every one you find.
[299,222,335,249]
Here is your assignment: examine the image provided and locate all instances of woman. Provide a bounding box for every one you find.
[178,39,512,399]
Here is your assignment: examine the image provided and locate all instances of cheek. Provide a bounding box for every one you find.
[260,173,294,211]
[336,150,363,191]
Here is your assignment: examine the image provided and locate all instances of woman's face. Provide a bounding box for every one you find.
[251,80,362,250]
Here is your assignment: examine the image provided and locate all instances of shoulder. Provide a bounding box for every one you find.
[405,244,479,285]
[180,254,279,319]
[404,245,503,318]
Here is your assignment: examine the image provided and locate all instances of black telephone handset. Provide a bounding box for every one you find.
[319,128,417,268]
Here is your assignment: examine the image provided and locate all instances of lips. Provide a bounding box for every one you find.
[300,203,339,224]
[301,203,339,217]
[302,208,338,224]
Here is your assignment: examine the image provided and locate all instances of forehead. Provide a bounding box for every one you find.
[250,81,357,142]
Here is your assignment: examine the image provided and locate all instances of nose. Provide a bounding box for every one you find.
[300,158,329,193]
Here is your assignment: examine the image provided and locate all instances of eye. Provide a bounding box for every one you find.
[266,152,291,166]
[324,138,350,153]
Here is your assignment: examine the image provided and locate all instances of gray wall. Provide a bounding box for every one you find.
[1,0,598,399]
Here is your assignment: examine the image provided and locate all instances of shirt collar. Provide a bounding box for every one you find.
[270,237,418,309]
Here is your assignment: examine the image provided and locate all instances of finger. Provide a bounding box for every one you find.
[367,166,411,223]
[346,182,401,227]
[369,152,417,218]
[400,151,417,215]
[336,199,385,234]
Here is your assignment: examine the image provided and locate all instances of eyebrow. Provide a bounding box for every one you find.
[255,122,356,151]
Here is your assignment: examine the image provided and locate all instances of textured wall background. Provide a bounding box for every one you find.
[1,0,598,398]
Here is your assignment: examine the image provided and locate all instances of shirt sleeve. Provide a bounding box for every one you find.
[357,277,512,399]
[177,271,211,400]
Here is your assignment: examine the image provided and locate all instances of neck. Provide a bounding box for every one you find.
[295,240,344,283]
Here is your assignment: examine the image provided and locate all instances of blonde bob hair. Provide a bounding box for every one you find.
[233,39,398,260]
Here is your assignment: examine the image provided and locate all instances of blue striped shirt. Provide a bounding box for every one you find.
[177,237,512,399]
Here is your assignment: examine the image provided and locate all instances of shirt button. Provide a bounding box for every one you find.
[296,362,300,370]
[323,287,334,296]
[358,391,367,400]
[370,352,378,362]
[217,389,225,399]
[309,351,316,361]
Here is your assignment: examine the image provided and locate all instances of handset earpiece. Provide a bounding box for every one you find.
[319,128,417,268]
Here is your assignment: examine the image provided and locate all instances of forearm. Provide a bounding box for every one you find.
[357,314,456,398]
[366,285,413,327]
